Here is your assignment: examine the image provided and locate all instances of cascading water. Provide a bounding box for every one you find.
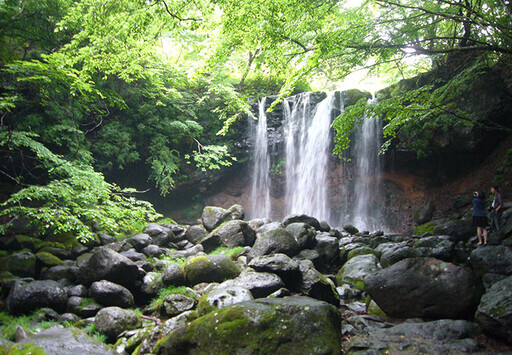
[249,97,272,218]
[284,92,335,223]
[351,98,383,231]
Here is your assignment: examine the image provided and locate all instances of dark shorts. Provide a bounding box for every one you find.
[473,216,488,228]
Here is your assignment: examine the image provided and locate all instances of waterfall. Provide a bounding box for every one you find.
[249,98,272,219]
[284,92,335,223]
[352,98,382,231]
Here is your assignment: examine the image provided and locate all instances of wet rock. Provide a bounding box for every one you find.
[161,263,186,287]
[314,234,341,272]
[163,294,196,317]
[36,251,65,267]
[140,271,163,297]
[365,257,482,319]
[256,221,282,234]
[7,280,67,315]
[17,326,116,355]
[475,275,512,342]
[89,280,135,308]
[414,201,436,224]
[413,235,455,262]
[336,254,381,290]
[227,204,245,220]
[343,225,359,235]
[433,219,473,242]
[184,255,240,285]
[214,220,256,248]
[248,228,300,260]
[199,232,222,253]
[298,260,340,305]
[142,245,162,258]
[67,296,102,318]
[154,297,341,355]
[125,234,153,252]
[95,306,141,341]
[120,249,147,262]
[380,246,419,267]
[282,214,321,230]
[285,222,316,249]
[41,265,78,282]
[199,286,253,315]
[185,225,208,244]
[145,224,177,246]
[67,284,88,297]
[76,247,143,288]
[98,233,116,245]
[0,251,36,278]
[470,245,512,276]
[336,284,361,299]
[201,206,230,231]
[218,269,285,298]
[294,249,323,271]
[248,253,301,288]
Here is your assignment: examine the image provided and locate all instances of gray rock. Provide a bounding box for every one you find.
[470,245,512,276]
[7,280,68,315]
[145,224,178,246]
[161,263,186,286]
[475,275,512,342]
[282,214,321,230]
[201,206,230,231]
[41,265,78,282]
[17,326,116,354]
[248,228,300,260]
[76,247,143,288]
[227,204,245,220]
[165,244,203,259]
[413,235,455,262]
[294,249,323,271]
[199,232,222,253]
[66,296,102,318]
[343,225,359,235]
[154,297,341,355]
[433,219,473,242]
[140,271,163,297]
[285,222,316,249]
[380,246,419,267]
[89,280,135,308]
[67,284,88,297]
[256,221,282,234]
[248,253,301,288]
[98,233,116,245]
[218,269,285,298]
[314,234,341,272]
[336,284,361,299]
[204,286,253,311]
[414,201,436,224]
[185,225,208,244]
[142,244,162,257]
[365,257,482,319]
[184,255,240,285]
[163,294,196,317]
[319,221,331,232]
[215,220,256,248]
[120,249,147,262]
[161,311,198,337]
[298,260,340,305]
[95,306,141,340]
[125,234,153,251]
[0,251,36,278]
[336,254,381,290]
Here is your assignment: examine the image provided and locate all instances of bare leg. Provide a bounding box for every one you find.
[483,228,488,245]
[477,227,483,244]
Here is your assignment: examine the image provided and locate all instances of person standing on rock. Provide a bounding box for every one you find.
[489,185,503,233]
[472,190,488,245]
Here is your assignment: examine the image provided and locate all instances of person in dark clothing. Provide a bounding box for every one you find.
[489,185,503,233]
[472,190,488,245]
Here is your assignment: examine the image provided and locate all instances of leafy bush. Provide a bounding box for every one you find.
[0,130,161,243]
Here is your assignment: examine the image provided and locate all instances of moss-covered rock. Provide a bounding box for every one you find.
[14,235,44,251]
[0,251,37,278]
[184,255,240,285]
[36,252,65,267]
[154,297,341,355]
[336,254,381,291]
[346,246,379,261]
[413,222,438,236]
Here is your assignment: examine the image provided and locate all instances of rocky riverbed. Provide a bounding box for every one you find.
[1,203,512,354]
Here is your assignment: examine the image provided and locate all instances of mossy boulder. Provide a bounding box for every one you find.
[0,251,37,278]
[95,306,141,341]
[247,228,300,260]
[14,235,44,251]
[184,255,240,285]
[347,246,379,261]
[201,206,230,232]
[154,297,341,355]
[414,222,438,236]
[336,254,381,290]
[36,251,65,267]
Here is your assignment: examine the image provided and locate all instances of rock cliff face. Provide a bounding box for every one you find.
[169,64,512,233]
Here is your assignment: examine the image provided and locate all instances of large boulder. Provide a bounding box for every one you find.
[248,253,302,288]
[17,326,116,355]
[0,251,37,278]
[161,263,186,287]
[343,319,479,354]
[145,224,177,246]
[475,275,512,342]
[314,234,341,272]
[199,286,253,314]
[163,294,196,317]
[215,220,256,248]
[201,206,230,231]
[285,222,316,249]
[413,235,455,262]
[282,214,321,230]
[433,219,473,242]
[298,260,340,305]
[184,255,240,285]
[76,247,143,288]
[218,269,285,298]
[89,280,135,308]
[364,257,483,319]
[336,254,381,290]
[185,225,208,244]
[379,245,419,267]
[7,280,67,315]
[413,201,436,224]
[154,297,341,355]
[248,228,300,260]
[470,245,512,276]
[125,234,153,251]
[95,306,141,340]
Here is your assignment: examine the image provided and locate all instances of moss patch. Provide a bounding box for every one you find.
[414,222,437,236]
